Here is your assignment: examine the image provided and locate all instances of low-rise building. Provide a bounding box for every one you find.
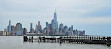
[0,31,7,36]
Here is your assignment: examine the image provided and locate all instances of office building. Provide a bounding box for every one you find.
[37,21,42,33]
[15,23,22,35]
[23,28,27,35]
[30,23,34,33]
[7,20,11,35]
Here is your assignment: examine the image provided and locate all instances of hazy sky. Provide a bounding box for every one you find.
[0,0,111,36]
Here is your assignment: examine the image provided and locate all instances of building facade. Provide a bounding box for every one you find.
[15,23,22,35]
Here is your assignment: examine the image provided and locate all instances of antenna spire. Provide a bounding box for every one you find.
[55,9,56,12]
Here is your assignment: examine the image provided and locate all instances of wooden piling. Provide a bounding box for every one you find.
[23,35,111,46]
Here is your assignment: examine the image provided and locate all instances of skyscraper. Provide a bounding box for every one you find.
[71,25,73,31]
[35,25,38,34]
[51,20,54,29]
[50,11,59,35]
[11,26,15,33]
[23,28,27,35]
[7,20,11,35]
[38,21,40,26]
[15,23,22,35]
[30,23,32,31]
[54,11,57,22]
[50,20,55,35]
[59,23,64,30]
[63,25,68,35]
[46,22,48,28]
[53,11,58,30]
[46,22,49,35]
[38,21,42,33]
[30,23,34,33]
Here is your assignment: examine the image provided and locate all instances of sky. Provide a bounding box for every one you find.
[0,0,111,36]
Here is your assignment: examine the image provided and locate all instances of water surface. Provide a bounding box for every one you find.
[0,36,110,49]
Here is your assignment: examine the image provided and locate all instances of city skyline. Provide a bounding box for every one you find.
[2,11,85,36]
[0,0,111,36]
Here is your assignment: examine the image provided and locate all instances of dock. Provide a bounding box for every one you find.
[23,35,111,46]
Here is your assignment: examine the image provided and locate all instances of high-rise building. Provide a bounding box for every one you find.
[38,21,40,26]
[50,11,58,35]
[50,20,54,35]
[30,23,32,32]
[9,20,11,32]
[63,25,68,35]
[15,23,22,35]
[69,27,71,31]
[53,11,58,30]
[43,28,46,34]
[73,29,85,36]
[30,23,34,33]
[59,23,64,35]
[46,22,48,28]
[7,20,11,35]
[71,25,73,31]
[54,11,57,22]
[59,23,64,30]
[38,21,42,33]
[51,20,54,29]
[46,22,49,35]
[23,28,27,35]
[11,26,15,33]
[35,25,38,34]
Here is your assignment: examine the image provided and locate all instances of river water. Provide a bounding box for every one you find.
[0,36,111,49]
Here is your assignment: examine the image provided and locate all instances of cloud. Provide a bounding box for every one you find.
[0,0,111,36]
[0,0,111,25]
[59,17,111,25]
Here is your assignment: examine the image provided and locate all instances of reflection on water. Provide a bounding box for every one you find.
[0,36,111,49]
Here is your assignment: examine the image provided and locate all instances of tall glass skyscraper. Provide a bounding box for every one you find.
[35,25,38,34]
[9,20,11,32]
[46,22,48,28]
[53,11,58,30]
[7,20,11,35]
[54,12,57,22]
[50,11,58,35]
[37,21,42,33]
[30,23,32,33]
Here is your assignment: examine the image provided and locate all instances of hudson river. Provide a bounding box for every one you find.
[0,36,111,49]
